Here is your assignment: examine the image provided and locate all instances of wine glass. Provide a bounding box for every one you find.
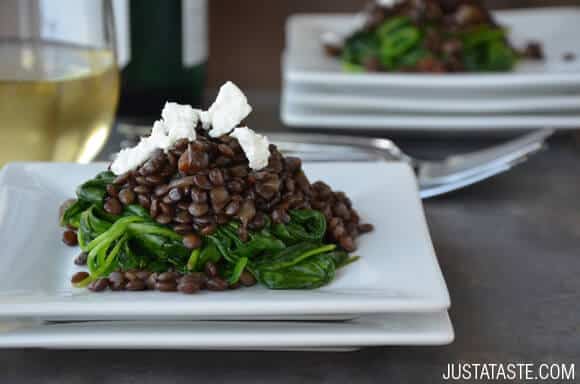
[0,0,119,166]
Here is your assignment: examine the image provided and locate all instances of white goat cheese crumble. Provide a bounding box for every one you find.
[229,127,270,171]
[161,102,199,142]
[111,131,163,175]
[111,102,197,175]
[110,81,266,175]
[206,81,252,138]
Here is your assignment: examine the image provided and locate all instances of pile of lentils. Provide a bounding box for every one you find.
[102,127,372,251]
[63,126,373,293]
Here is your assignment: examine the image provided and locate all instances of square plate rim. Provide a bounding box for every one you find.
[0,161,450,320]
[280,98,580,130]
[0,311,454,349]
[283,83,580,114]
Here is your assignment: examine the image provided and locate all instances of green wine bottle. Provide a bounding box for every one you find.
[119,0,207,119]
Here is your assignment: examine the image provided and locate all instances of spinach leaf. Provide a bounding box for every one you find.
[377,16,412,39]
[252,242,335,272]
[326,250,348,268]
[78,206,114,251]
[122,204,152,219]
[198,242,222,269]
[250,242,339,289]
[338,255,360,269]
[326,250,360,269]
[117,240,147,271]
[81,216,191,276]
[207,234,237,264]
[461,26,516,71]
[485,40,517,71]
[61,171,115,228]
[128,221,183,241]
[273,210,326,244]
[379,26,422,69]
[233,233,285,259]
[341,62,365,72]
[461,26,507,49]
[75,171,115,205]
[341,29,380,66]
[227,257,249,284]
[129,229,189,268]
[79,211,195,280]
[76,232,130,287]
[60,199,90,228]
[397,46,430,69]
[187,248,201,271]
[254,253,336,289]
[207,224,285,265]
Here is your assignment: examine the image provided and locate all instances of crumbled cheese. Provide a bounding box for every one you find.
[206,81,252,138]
[111,135,159,175]
[149,120,173,150]
[229,127,270,171]
[110,82,264,175]
[111,102,198,175]
[199,110,212,130]
[161,102,199,142]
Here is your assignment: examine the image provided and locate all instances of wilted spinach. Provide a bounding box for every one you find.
[64,174,358,289]
[461,26,516,71]
[61,171,115,228]
[272,210,326,244]
[76,171,115,205]
[254,254,336,289]
[340,14,517,72]
[341,29,380,68]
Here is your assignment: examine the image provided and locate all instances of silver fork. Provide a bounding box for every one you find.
[116,124,554,199]
[267,129,554,198]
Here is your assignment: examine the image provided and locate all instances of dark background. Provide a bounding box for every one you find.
[207,0,579,89]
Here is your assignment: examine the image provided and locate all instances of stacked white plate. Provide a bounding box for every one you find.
[282,7,580,131]
[0,162,453,350]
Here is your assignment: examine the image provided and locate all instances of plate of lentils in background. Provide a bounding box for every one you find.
[0,82,449,321]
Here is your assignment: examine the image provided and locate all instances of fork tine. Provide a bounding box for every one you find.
[446,128,554,164]
[419,152,535,199]
[420,163,513,199]
[419,140,546,186]
[418,128,553,186]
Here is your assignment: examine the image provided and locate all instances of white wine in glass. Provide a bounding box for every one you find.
[0,0,119,167]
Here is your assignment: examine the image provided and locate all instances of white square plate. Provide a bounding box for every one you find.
[285,8,580,94]
[0,162,449,321]
[281,101,580,131]
[0,312,453,350]
[284,81,580,114]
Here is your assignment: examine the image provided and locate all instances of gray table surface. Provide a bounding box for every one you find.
[1,98,579,383]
